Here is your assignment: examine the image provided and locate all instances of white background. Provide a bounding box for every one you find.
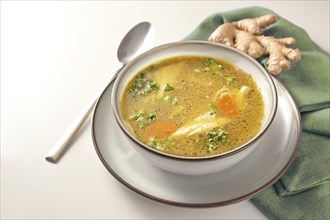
[1,1,329,219]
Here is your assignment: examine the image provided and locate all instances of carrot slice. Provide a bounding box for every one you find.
[217,94,240,117]
[144,121,178,141]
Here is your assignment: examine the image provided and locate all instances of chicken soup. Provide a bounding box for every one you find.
[120,56,264,157]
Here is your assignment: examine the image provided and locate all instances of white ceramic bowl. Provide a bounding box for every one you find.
[111,41,277,175]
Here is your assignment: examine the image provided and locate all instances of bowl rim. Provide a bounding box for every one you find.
[111,40,278,161]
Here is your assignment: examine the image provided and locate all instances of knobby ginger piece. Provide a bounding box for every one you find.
[257,36,302,74]
[208,14,302,75]
[232,14,278,35]
[209,23,264,58]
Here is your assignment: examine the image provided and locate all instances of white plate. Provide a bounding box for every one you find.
[92,77,301,207]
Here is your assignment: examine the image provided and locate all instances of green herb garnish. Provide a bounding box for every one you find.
[131,111,144,121]
[226,76,236,85]
[206,129,228,143]
[207,144,216,152]
[195,128,228,152]
[147,114,157,121]
[163,96,178,105]
[164,84,174,92]
[150,138,162,150]
[131,111,157,128]
[150,137,175,151]
[203,58,215,66]
[130,111,147,128]
[141,80,159,95]
[194,58,223,75]
[128,73,159,97]
[209,103,217,115]
[147,66,157,72]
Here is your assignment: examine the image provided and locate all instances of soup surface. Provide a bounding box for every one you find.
[120,56,264,157]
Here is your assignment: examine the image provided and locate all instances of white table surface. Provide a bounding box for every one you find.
[1,1,329,219]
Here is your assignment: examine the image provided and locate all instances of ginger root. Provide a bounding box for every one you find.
[208,14,301,75]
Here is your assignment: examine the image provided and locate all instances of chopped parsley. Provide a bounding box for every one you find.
[206,129,228,143]
[128,73,159,97]
[131,111,144,121]
[147,66,157,72]
[194,58,223,75]
[146,80,159,92]
[195,128,228,152]
[150,138,162,150]
[150,137,175,151]
[164,84,174,92]
[226,76,236,85]
[203,58,222,74]
[203,58,215,66]
[209,103,217,115]
[163,96,178,105]
[147,114,157,121]
[131,111,157,128]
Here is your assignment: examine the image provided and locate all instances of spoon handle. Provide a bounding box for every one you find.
[45,66,124,163]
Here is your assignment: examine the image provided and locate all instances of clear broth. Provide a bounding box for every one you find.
[120,56,264,157]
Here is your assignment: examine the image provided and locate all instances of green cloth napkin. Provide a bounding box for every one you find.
[184,6,330,220]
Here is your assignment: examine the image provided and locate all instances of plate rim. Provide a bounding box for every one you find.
[91,77,302,208]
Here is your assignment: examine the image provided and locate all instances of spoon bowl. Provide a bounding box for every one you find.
[118,22,156,65]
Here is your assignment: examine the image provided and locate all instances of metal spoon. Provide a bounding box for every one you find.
[45,22,156,163]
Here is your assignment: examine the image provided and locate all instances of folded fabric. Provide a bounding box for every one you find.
[184,6,330,220]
